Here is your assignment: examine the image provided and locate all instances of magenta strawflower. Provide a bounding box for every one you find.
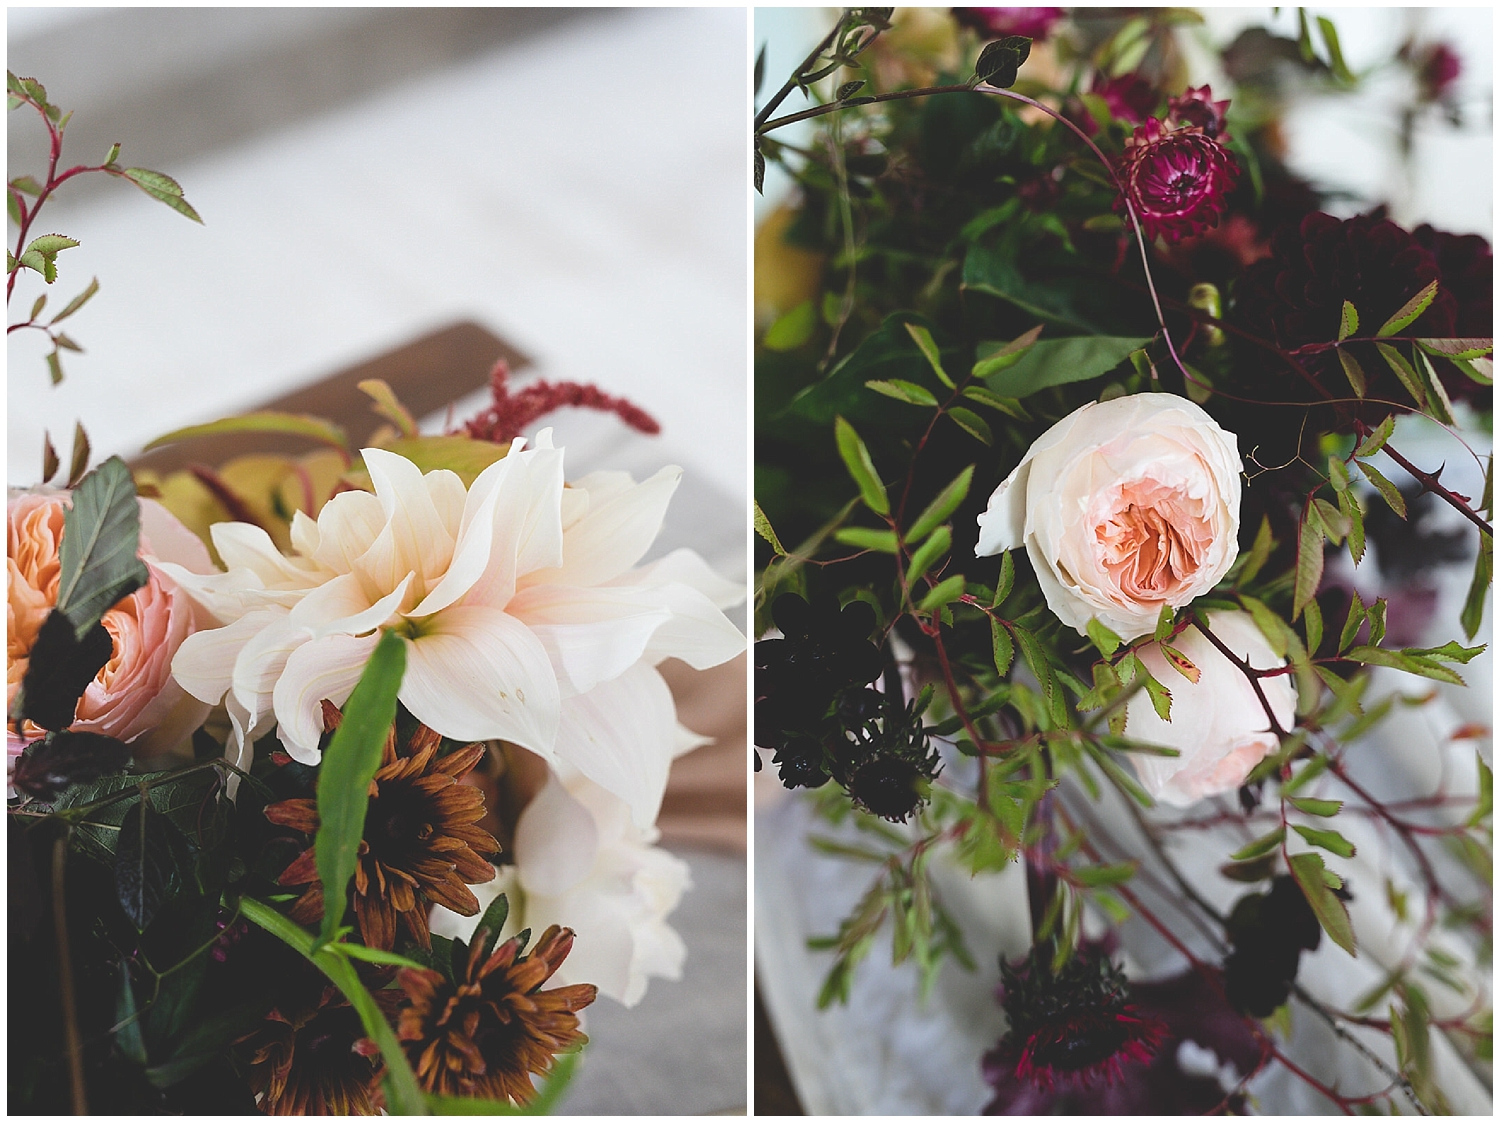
[1115,118,1238,243]
[1166,85,1230,138]
[952,7,1063,42]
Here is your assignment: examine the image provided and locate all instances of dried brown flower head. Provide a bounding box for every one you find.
[397,924,597,1105]
[239,985,384,1115]
[266,702,500,950]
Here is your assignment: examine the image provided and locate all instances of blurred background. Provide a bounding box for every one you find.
[8,7,748,1114]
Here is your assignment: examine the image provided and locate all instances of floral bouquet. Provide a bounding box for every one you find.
[9,73,745,1114]
[754,9,1490,1114]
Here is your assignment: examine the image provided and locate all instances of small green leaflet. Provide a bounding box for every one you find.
[753,500,787,556]
[1293,502,1324,620]
[1356,460,1407,519]
[1292,823,1356,858]
[947,406,992,445]
[1338,300,1358,341]
[1288,851,1356,956]
[866,378,938,406]
[1354,415,1395,458]
[118,167,204,223]
[833,526,898,553]
[908,465,973,542]
[833,416,889,515]
[903,322,954,389]
[1377,280,1437,337]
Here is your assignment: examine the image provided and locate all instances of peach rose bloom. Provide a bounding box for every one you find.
[8,491,214,767]
[975,392,1242,641]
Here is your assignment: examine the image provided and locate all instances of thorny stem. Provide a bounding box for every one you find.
[52,833,88,1115]
[1190,613,1290,737]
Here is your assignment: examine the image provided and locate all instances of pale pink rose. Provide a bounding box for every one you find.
[975,392,1242,640]
[8,491,214,769]
[1124,611,1296,806]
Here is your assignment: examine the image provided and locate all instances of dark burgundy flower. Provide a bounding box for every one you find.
[1083,72,1160,131]
[984,965,1262,1114]
[1413,223,1492,337]
[984,945,1167,1091]
[1222,876,1322,1018]
[1166,85,1230,138]
[1115,119,1238,243]
[1411,42,1462,102]
[953,7,1063,42]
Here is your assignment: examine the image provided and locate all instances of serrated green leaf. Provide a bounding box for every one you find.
[1461,533,1490,640]
[1356,460,1407,519]
[1153,604,1175,643]
[119,167,203,223]
[1288,851,1356,956]
[1338,300,1358,342]
[1354,415,1395,458]
[1416,337,1492,361]
[1343,645,1465,686]
[29,293,46,320]
[947,406,992,445]
[833,526,898,553]
[1303,595,1323,654]
[1288,796,1343,817]
[753,499,786,556]
[1085,618,1121,658]
[1337,348,1367,397]
[1070,862,1136,888]
[1378,280,1437,337]
[1312,497,1349,545]
[1376,341,1428,408]
[1139,662,1172,721]
[909,465,973,542]
[907,525,951,584]
[833,416,889,516]
[1230,827,1286,862]
[992,550,1015,608]
[313,631,406,948]
[970,324,1043,379]
[917,573,966,613]
[1338,485,1365,565]
[145,411,349,455]
[1238,515,1274,586]
[865,378,938,406]
[977,335,1153,400]
[1366,598,1387,647]
[49,275,99,324]
[904,322,953,388]
[54,457,149,639]
[1293,823,1356,857]
[961,384,1028,419]
[1339,591,1366,653]
[1415,348,1456,425]
[26,233,80,258]
[1294,503,1325,619]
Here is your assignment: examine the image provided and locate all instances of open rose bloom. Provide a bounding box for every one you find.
[1123,611,1296,806]
[8,491,213,771]
[975,393,1242,641]
[161,432,746,828]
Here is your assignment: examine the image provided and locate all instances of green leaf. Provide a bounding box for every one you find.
[917,573,966,613]
[41,430,59,484]
[970,324,1043,379]
[1230,827,1286,862]
[356,378,419,438]
[472,891,512,961]
[1356,460,1407,519]
[1343,645,1466,686]
[115,798,181,930]
[1292,823,1356,858]
[1302,596,1323,655]
[1086,618,1121,658]
[29,293,46,320]
[1415,348,1456,425]
[1376,342,1427,408]
[960,384,1029,419]
[118,167,203,223]
[1416,337,1492,361]
[977,336,1153,400]
[1366,598,1387,647]
[1338,484,1365,565]
[1283,753,1331,794]
[947,406,992,445]
[1377,280,1437,337]
[240,897,427,1114]
[907,525,951,584]
[1293,503,1325,620]
[832,526,898,552]
[975,36,1031,88]
[1461,533,1491,640]
[1316,16,1354,83]
[833,416,889,516]
[992,551,1015,607]
[45,349,64,385]
[1237,515,1275,586]
[1468,753,1492,829]
[144,411,349,455]
[1339,591,1366,653]
[908,465,973,542]
[1354,415,1395,458]
[355,435,507,487]
[9,173,44,196]
[1337,349,1367,397]
[313,630,407,948]
[904,322,954,389]
[1141,667,1172,722]
[26,233,80,258]
[763,300,816,351]
[1153,604,1175,643]
[67,419,91,487]
[865,378,938,406]
[991,619,1015,677]
[327,942,430,971]
[753,499,787,556]
[1312,496,1349,544]
[54,456,150,640]
[1287,851,1356,956]
[1338,300,1358,342]
[1288,796,1343,817]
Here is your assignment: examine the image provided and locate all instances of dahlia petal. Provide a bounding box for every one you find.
[311,489,388,574]
[288,570,412,639]
[513,774,600,898]
[507,583,672,696]
[553,662,677,828]
[231,618,309,727]
[211,521,315,587]
[400,606,560,757]
[170,608,280,705]
[525,465,682,590]
[631,582,748,671]
[606,546,746,609]
[362,448,459,587]
[271,632,381,763]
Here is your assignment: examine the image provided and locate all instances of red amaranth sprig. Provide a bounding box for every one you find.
[458,359,660,445]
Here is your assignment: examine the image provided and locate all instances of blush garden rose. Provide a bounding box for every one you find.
[1123,611,1296,806]
[974,392,1242,641]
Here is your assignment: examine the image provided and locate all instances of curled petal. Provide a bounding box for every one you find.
[554,662,678,828]
[271,632,380,762]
